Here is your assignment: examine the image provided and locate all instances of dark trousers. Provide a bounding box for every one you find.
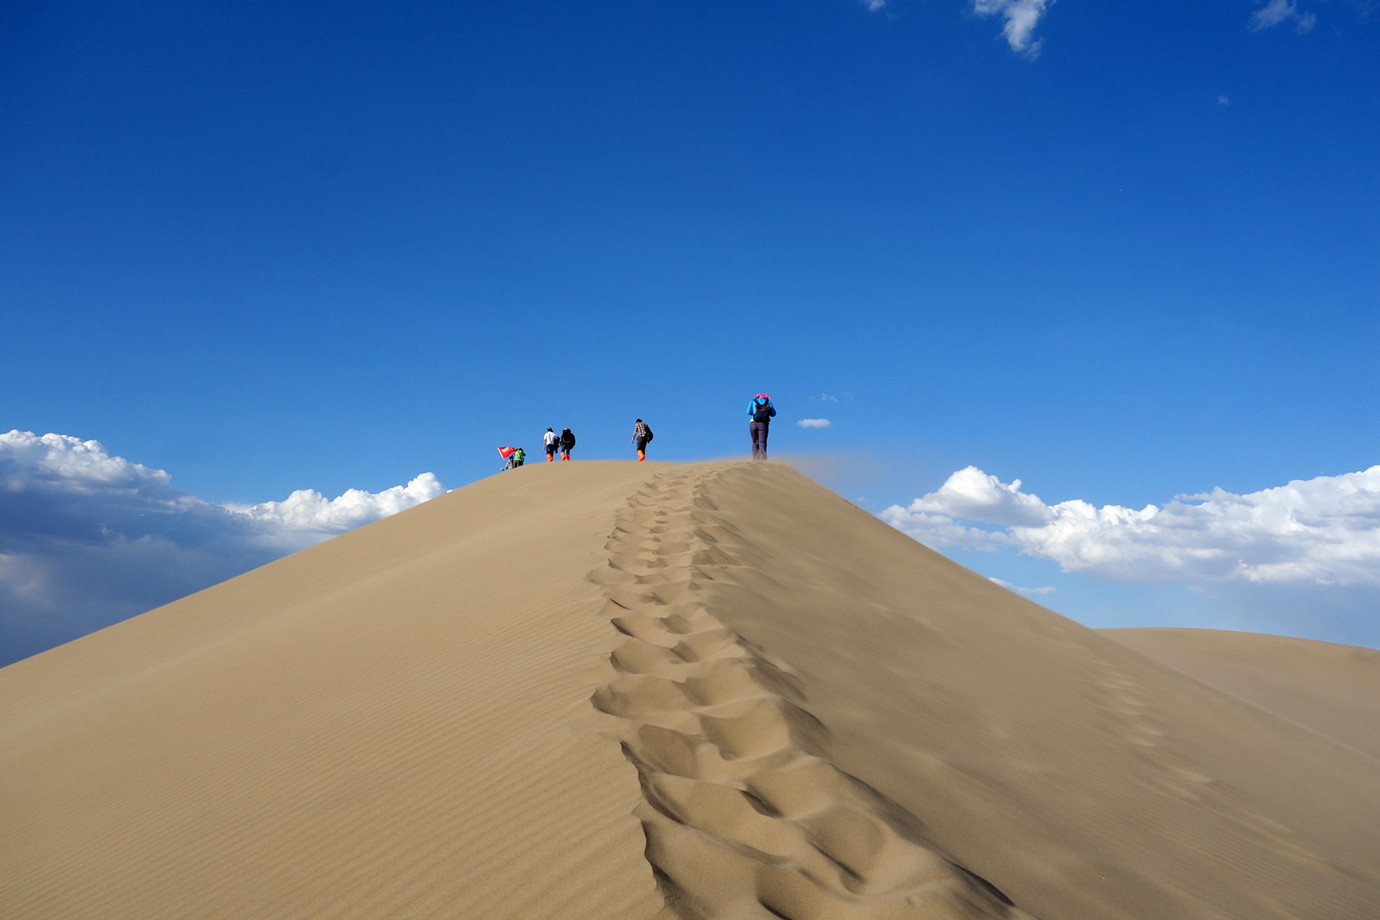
[750,421,769,459]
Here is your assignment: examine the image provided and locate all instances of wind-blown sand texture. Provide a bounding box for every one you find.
[1102,628,1380,762]
[3,462,1377,919]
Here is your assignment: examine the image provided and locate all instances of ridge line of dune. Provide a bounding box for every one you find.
[583,465,1033,920]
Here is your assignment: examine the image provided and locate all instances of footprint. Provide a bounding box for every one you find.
[611,637,691,677]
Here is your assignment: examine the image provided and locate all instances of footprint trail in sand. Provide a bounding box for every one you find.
[586,469,1030,920]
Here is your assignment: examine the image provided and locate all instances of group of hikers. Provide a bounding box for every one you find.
[501,393,777,469]
[543,427,578,462]
[501,426,577,469]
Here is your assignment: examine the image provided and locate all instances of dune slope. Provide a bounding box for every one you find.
[0,463,662,919]
[690,465,1380,920]
[3,461,1378,920]
[1102,628,1380,762]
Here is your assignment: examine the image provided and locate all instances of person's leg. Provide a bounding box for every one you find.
[759,422,769,459]
[749,422,763,459]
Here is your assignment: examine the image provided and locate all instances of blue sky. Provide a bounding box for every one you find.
[3,1,1377,664]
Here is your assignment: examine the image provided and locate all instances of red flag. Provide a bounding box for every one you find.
[497,446,517,459]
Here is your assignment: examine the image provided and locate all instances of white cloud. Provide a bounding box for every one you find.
[877,505,1013,552]
[861,0,887,11]
[1249,0,1317,33]
[797,418,832,429]
[226,474,444,544]
[1218,95,1231,106]
[882,465,1380,588]
[905,466,1050,526]
[973,0,1054,58]
[0,430,444,665]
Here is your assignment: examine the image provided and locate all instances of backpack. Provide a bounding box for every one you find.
[752,400,772,423]
[644,425,653,443]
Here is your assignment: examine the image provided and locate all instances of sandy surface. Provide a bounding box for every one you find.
[1102,628,1380,762]
[3,461,1377,919]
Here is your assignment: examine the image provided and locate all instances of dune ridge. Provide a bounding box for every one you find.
[586,466,1028,918]
[3,460,1378,919]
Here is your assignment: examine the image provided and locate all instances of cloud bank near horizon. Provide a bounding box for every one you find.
[882,465,1380,587]
[224,477,445,542]
[882,465,1380,644]
[0,430,444,665]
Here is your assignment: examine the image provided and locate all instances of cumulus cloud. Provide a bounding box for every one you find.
[797,418,832,429]
[882,508,1009,552]
[225,475,444,544]
[1249,0,1317,33]
[973,0,1054,58]
[882,465,1380,588]
[0,431,444,665]
[902,466,1050,527]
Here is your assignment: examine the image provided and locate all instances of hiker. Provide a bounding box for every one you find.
[512,447,525,468]
[543,427,559,462]
[559,427,576,461]
[747,393,776,459]
[631,419,653,461]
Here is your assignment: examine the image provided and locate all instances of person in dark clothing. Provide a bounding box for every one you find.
[747,393,776,459]
[559,427,576,461]
[631,419,651,462]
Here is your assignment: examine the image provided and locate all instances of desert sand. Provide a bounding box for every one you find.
[1102,627,1380,763]
[2,461,1377,919]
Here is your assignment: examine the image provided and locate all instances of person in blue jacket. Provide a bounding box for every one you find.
[747,393,776,459]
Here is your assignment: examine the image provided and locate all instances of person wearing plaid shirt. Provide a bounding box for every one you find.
[631,419,652,462]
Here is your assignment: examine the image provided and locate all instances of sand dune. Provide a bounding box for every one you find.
[1103,628,1380,762]
[3,461,1377,919]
